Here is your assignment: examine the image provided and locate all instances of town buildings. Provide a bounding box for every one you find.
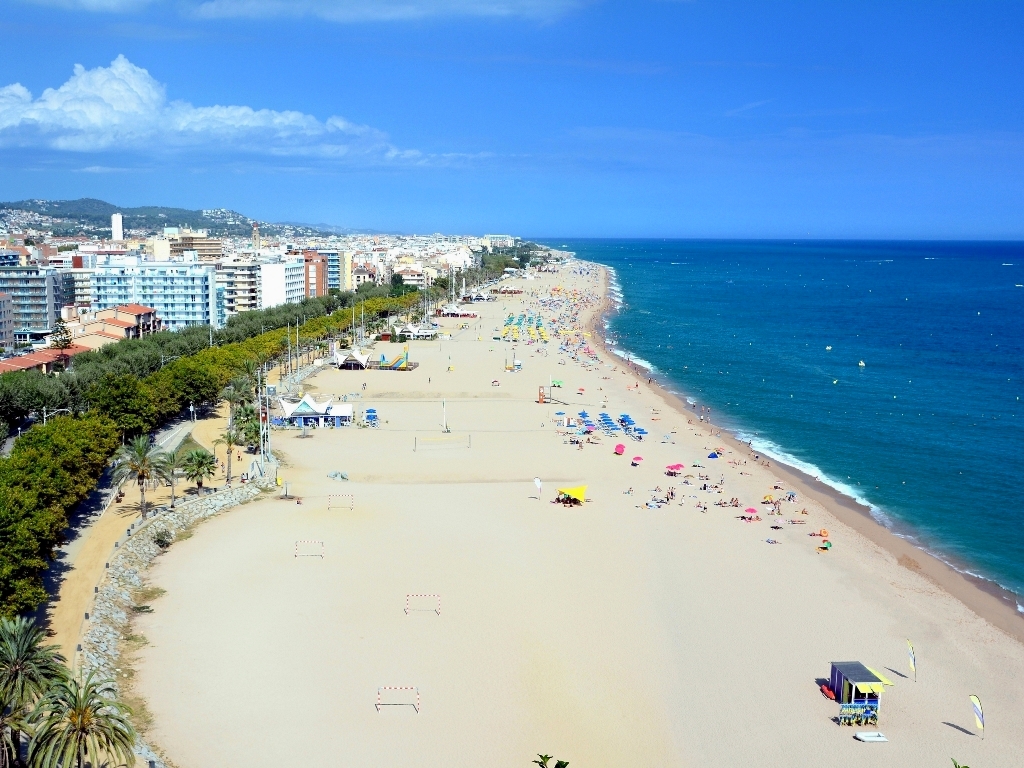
[91,257,220,331]
[215,259,262,318]
[0,293,13,348]
[258,260,305,309]
[0,266,63,343]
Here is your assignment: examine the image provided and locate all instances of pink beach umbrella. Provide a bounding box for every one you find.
[745,508,758,514]
[614,444,625,455]
[631,456,644,466]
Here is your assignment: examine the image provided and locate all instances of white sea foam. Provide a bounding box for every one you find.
[732,430,892,526]
[733,430,1024,604]
[610,347,657,372]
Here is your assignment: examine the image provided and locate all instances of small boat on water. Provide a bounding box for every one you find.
[858,361,866,367]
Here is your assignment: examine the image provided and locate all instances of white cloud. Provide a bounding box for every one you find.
[0,56,419,163]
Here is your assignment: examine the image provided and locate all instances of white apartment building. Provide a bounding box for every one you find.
[259,259,305,309]
[91,257,220,330]
[216,259,262,318]
[111,213,123,242]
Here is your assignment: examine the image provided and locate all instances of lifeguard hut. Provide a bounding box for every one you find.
[829,662,885,726]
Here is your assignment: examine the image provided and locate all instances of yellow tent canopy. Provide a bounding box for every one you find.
[557,485,587,503]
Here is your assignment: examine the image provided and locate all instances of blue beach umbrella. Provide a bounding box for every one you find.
[708,452,719,459]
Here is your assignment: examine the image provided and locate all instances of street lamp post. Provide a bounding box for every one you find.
[42,407,72,425]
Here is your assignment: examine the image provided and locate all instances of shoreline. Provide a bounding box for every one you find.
[584,260,1024,645]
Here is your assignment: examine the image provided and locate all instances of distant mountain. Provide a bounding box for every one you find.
[0,198,364,238]
[277,221,393,236]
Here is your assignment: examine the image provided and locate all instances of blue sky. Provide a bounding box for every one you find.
[1,0,1022,238]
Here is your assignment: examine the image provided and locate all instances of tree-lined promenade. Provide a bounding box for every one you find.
[0,289,423,619]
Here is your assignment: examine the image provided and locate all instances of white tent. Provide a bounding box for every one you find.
[334,348,371,369]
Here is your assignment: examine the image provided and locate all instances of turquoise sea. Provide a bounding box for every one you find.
[540,240,1024,608]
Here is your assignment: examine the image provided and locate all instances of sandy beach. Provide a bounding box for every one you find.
[129,264,1024,767]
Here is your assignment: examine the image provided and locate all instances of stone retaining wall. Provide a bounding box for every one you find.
[80,472,277,768]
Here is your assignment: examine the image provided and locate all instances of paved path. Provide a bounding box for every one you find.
[46,418,205,662]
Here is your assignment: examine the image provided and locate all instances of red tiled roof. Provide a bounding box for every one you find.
[0,345,90,374]
[95,318,135,329]
[115,304,156,315]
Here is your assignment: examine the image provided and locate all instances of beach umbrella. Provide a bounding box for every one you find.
[614,444,625,455]
[555,411,565,415]
[763,494,774,501]
[684,474,695,478]
[708,452,719,458]
[632,456,643,462]
[556,485,587,503]
[745,508,757,514]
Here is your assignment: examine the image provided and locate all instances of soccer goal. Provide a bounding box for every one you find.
[294,540,325,558]
[376,686,420,713]
[414,434,472,451]
[328,494,354,511]
[405,594,441,615]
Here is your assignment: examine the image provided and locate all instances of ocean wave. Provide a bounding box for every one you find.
[731,431,893,526]
[733,431,1023,608]
[610,347,657,373]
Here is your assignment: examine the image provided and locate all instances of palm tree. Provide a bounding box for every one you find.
[236,359,260,396]
[27,673,135,768]
[220,385,249,434]
[181,449,217,493]
[1,704,27,768]
[0,617,68,766]
[110,436,171,519]
[233,404,260,449]
[164,447,189,508]
[214,429,243,484]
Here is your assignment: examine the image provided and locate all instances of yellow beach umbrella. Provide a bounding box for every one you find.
[557,485,588,503]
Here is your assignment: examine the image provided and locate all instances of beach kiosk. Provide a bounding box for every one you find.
[829,662,884,725]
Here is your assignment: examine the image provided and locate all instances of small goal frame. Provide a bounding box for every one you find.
[294,540,325,558]
[328,494,354,511]
[376,686,420,713]
[405,594,441,615]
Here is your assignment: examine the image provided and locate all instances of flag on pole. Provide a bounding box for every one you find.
[907,639,917,681]
[969,695,984,738]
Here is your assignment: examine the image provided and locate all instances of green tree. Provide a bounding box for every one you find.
[110,436,170,518]
[0,616,68,765]
[214,429,243,483]
[1,702,27,768]
[233,403,260,448]
[220,386,246,429]
[47,319,73,372]
[27,672,135,768]
[88,374,155,438]
[181,449,216,492]
[164,446,189,508]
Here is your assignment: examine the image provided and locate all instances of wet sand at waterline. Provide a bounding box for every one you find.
[132,266,1024,767]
